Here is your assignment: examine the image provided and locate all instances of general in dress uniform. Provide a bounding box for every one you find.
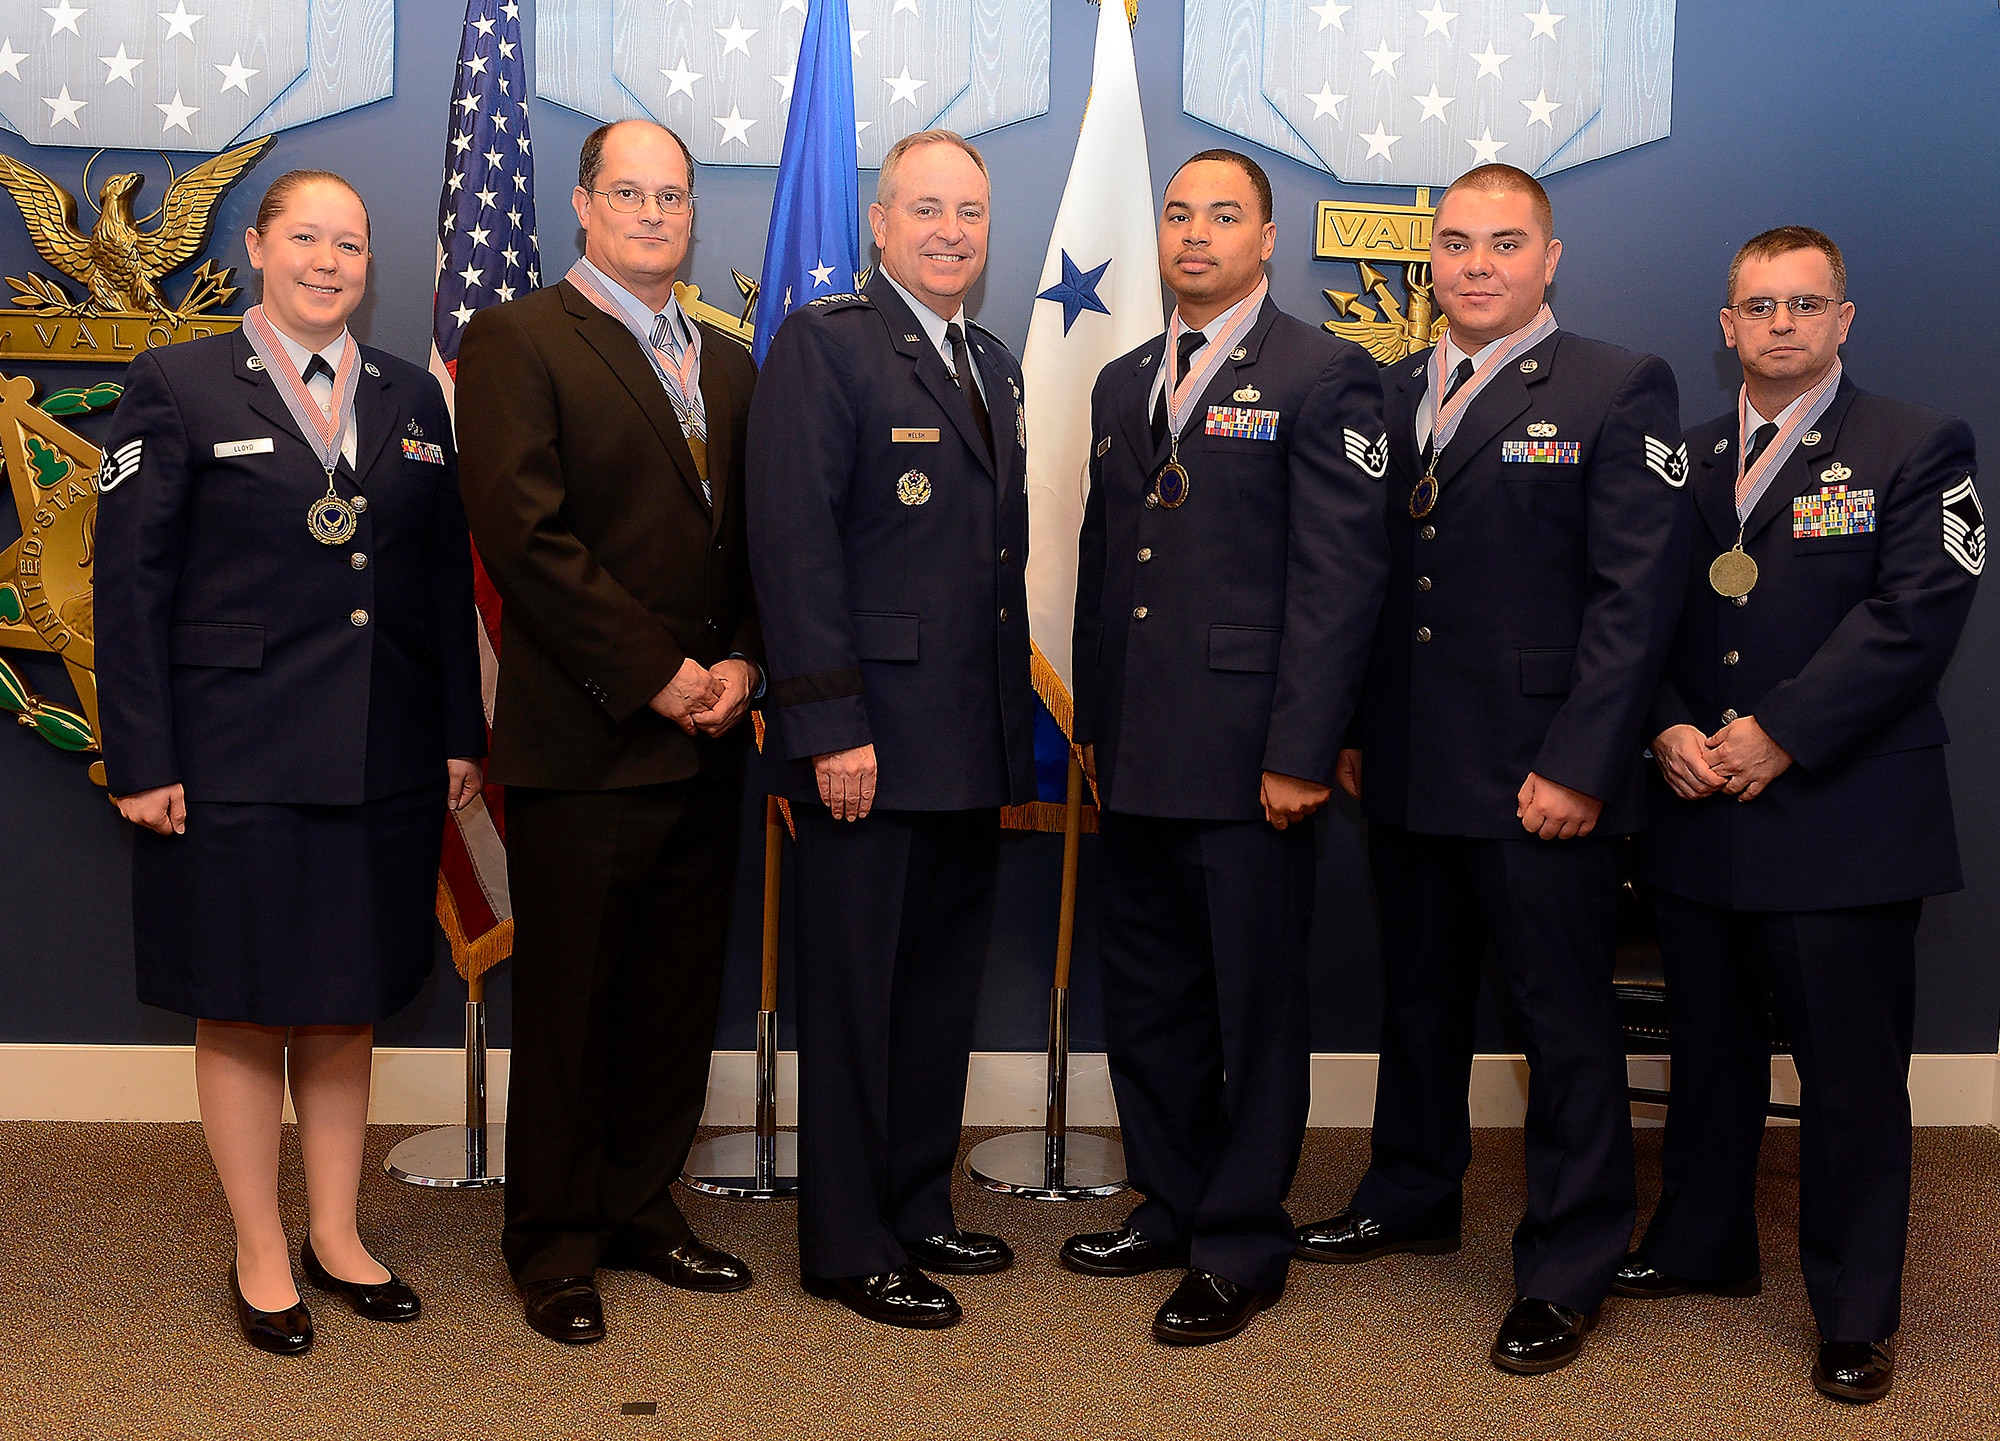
[1294,166,1692,1374]
[96,170,484,1354]
[747,131,1035,1330]
[1615,227,1979,1406]
[1060,150,1388,1345]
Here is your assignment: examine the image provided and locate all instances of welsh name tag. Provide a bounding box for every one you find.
[213,437,274,458]
[1204,406,1278,441]
[1793,484,1876,538]
[1501,440,1581,464]
[892,428,941,444]
[401,438,446,464]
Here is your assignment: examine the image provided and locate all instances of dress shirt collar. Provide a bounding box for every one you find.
[574,256,694,353]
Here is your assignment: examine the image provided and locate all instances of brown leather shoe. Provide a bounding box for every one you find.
[1611,1253,1761,1300]
[603,1238,752,1293]
[1294,1208,1460,1264]
[1490,1296,1596,1374]
[1813,1340,1895,1403]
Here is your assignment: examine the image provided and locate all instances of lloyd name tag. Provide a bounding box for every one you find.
[1793,484,1877,538]
[401,438,446,464]
[213,437,275,459]
[892,428,941,444]
[1501,440,1581,464]
[1205,405,1278,441]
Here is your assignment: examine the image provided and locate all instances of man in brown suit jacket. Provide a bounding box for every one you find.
[457,119,760,1345]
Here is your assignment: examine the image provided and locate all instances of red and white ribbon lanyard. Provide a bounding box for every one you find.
[1426,303,1559,461]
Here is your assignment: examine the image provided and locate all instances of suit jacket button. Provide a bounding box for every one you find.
[1416,626,1432,643]
[1132,605,1148,620]
[999,608,1010,622]
[349,552,368,570]
[1723,649,1739,666]
[1416,575,1431,591]
[1419,524,1436,541]
[350,609,369,627]
[1722,708,1739,724]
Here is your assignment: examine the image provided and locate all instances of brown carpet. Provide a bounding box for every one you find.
[1,1122,1995,1440]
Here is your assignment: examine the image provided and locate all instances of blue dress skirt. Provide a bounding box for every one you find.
[132,778,448,1025]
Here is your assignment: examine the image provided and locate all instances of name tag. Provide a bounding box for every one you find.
[892,428,940,444]
[1501,440,1581,464]
[401,438,446,464]
[1205,406,1278,441]
[1794,484,1876,538]
[213,437,274,458]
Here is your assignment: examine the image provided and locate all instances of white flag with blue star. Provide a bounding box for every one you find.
[1021,0,1160,771]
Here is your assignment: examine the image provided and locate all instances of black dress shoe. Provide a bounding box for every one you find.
[1611,1254,1761,1300]
[301,1234,421,1321]
[231,1262,312,1356]
[1059,1225,1188,1277]
[802,1265,961,1329]
[1813,1339,1895,1403]
[520,1276,604,1344]
[1294,1209,1460,1264]
[1152,1269,1278,1345]
[603,1238,753,1293]
[1490,1296,1595,1374]
[903,1230,1013,1275]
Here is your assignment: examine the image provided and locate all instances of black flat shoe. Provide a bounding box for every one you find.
[603,1237,752,1293]
[1490,1296,1595,1374]
[903,1230,1013,1275]
[1813,1339,1895,1403]
[1611,1254,1761,1300]
[1059,1225,1187,1277]
[231,1262,312,1356]
[1294,1208,1460,1264]
[301,1234,421,1321]
[1152,1269,1278,1345]
[520,1276,604,1344]
[802,1265,961,1329]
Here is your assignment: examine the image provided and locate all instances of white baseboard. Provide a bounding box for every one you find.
[0,1044,1992,1127]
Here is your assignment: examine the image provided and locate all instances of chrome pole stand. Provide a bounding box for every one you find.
[966,753,1127,1201]
[386,980,506,1188]
[681,797,800,1200]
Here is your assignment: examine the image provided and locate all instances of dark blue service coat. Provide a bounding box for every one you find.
[746,274,1036,811]
[1639,377,1978,910]
[1353,332,1692,836]
[1073,296,1390,820]
[96,329,486,804]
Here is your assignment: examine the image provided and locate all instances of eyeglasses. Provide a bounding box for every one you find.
[1728,295,1841,321]
[590,185,696,216]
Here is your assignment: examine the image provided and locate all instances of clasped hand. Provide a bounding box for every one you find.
[648,656,757,738]
[1652,717,1792,803]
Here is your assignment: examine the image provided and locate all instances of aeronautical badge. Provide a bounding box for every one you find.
[1821,461,1852,484]
[1943,476,1985,575]
[1644,435,1690,488]
[1527,421,1558,439]
[98,437,143,494]
[896,469,931,506]
[1343,428,1389,478]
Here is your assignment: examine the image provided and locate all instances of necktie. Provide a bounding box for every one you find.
[302,353,335,386]
[1736,421,1780,508]
[1421,358,1476,470]
[946,322,994,458]
[1152,330,1209,450]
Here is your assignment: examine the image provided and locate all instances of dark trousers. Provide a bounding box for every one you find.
[1352,825,1635,1313]
[1638,890,1919,1343]
[500,772,740,1285]
[1097,812,1316,1294]
[791,805,1001,1279]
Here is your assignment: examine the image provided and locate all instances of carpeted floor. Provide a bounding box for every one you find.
[1,1122,1995,1440]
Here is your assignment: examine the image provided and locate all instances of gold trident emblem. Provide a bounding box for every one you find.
[1315,188,1450,363]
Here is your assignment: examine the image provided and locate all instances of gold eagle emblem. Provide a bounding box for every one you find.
[1325,260,1450,365]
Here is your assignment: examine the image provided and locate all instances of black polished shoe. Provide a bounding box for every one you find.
[1813,1339,1895,1403]
[231,1262,312,1356]
[1611,1253,1761,1300]
[1294,1209,1460,1264]
[520,1276,604,1345]
[1490,1296,1595,1374]
[1151,1269,1278,1346]
[1059,1225,1188,1277]
[300,1234,421,1321]
[802,1265,961,1329]
[603,1238,753,1293]
[903,1230,1014,1275]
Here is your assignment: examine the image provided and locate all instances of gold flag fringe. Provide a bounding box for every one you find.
[437,875,513,984]
[1003,641,1100,832]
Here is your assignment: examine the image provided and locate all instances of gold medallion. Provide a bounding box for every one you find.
[308,492,358,545]
[1409,472,1439,518]
[1709,546,1758,599]
[1152,459,1192,509]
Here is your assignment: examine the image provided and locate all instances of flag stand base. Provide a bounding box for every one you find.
[387,993,505,1187]
[683,1007,799,1199]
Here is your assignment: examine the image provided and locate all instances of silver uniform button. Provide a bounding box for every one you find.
[1721,708,1739,724]
[350,552,368,570]
[999,548,1010,563]
[999,608,1009,622]
[1723,649,1740,666]
[1133,605,1148,620]
[351,495,368,513]
[1419,524,1436,541]
[350,609,369,627]
[1416,575,1432,591]
[1416,626,1432,643]
[1137,547,1152,562]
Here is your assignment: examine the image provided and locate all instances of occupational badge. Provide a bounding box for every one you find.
[896,469,931,506]
[1820,461,1852,484]
[1527,421,1558,439]
[1233,387,1261,404]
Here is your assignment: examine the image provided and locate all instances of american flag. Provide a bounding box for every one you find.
[429,0,538,984]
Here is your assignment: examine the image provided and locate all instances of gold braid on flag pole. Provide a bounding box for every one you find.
[437,876,513,985]
[1000,641,1101,834]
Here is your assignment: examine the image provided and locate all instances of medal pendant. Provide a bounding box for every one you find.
[1409,473,1439,519]
[308,493,358,545]
[1153,459,1192,509]
[1709,546,1758,599]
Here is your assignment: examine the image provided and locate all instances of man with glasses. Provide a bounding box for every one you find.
[458,119,762,1343]
[748,130,1035,1330]
[1617,227,1980,1404]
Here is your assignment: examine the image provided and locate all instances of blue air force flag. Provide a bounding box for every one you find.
[1017,0,1162,809]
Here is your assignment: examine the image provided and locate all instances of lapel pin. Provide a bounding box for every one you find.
[246,355,265,371]
[904,334,920,343]
[1519,358,1538,373]
[1140,354,1153,367]
[1411,365,1424,377]
[1802,429,1822,446]
[1714,438,1730,453]
[1231,346,1247,360]
[363,361,381,377]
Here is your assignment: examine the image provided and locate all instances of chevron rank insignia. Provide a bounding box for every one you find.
[1943,476,1985,575]
[1644,435,1690,488]
[99,437,143,493]
[1343,428,1389,478]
